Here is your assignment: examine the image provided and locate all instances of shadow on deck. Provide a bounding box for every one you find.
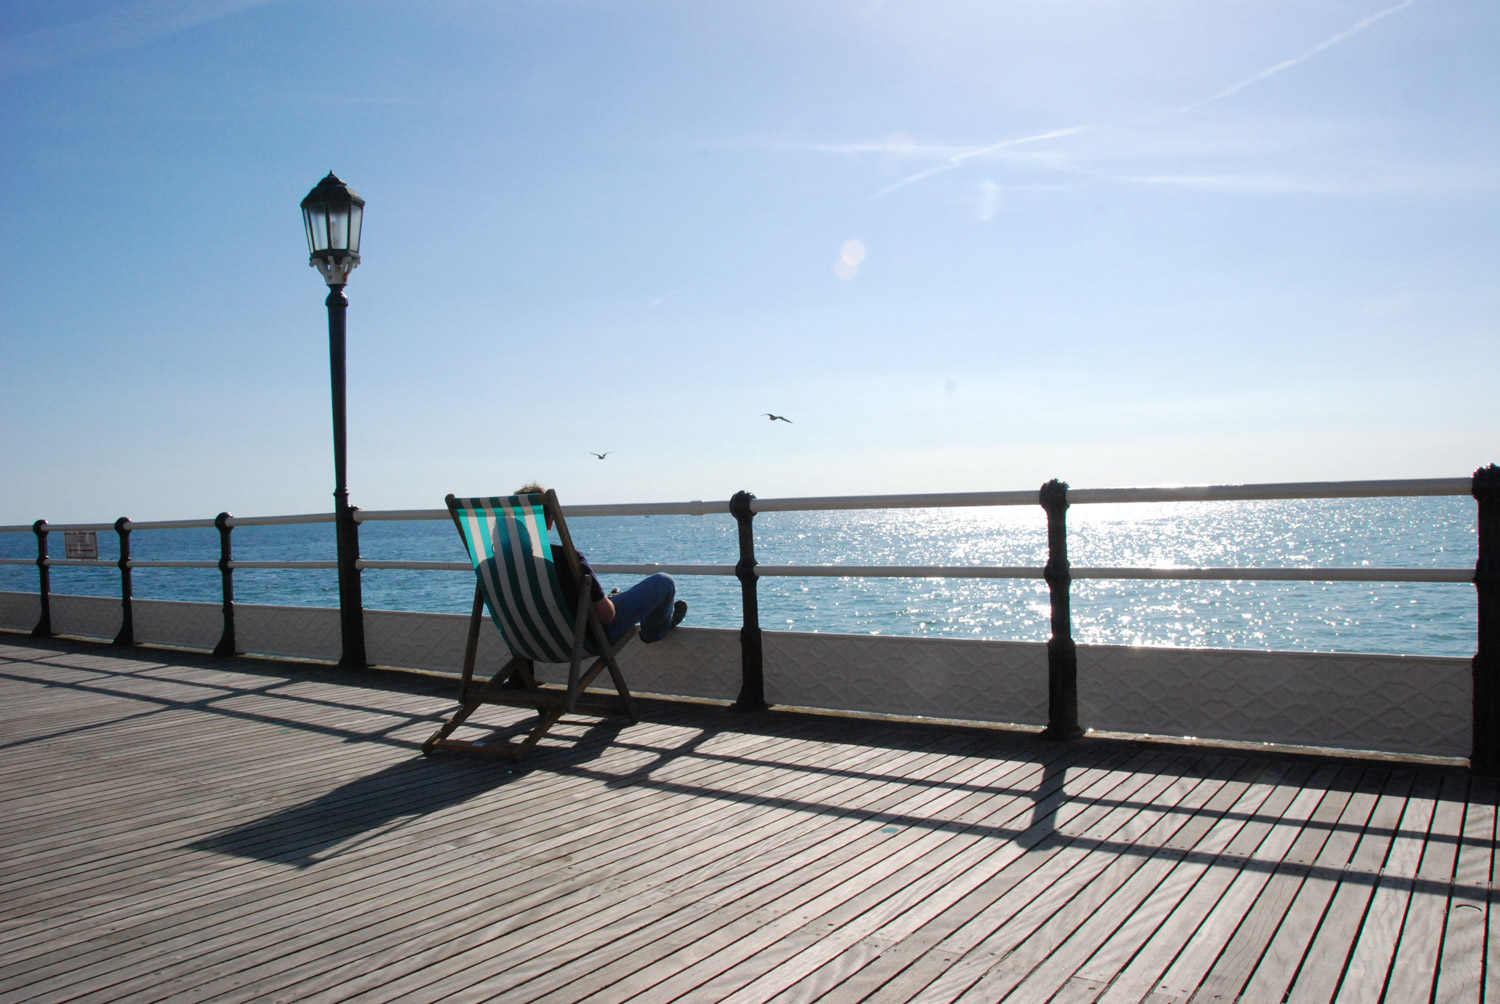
[1,634,1493,1004]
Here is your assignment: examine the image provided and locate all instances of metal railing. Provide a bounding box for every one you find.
[4,470,1497,768]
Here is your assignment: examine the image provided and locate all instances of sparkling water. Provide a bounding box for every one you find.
[1,496,1477,657]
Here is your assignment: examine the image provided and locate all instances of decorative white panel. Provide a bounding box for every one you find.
[612,627,742,702]
[134,599,223,650]
[235,603,342,662]
[0,590,1474,758]
[1078,644,1471,757]
[51,594,121,641]
[764,631,1050,727]
[366,608,510,677]
[0,591,39,632]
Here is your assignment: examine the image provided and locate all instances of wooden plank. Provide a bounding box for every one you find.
[51,724,1003,1004]
[740,752,1211,1004]
[513,745,1083,1004]
[1333,770,1441,1002]
[1235,770,1384,1004]
[1145,764,1344,1001]
[1281,769,1416,1004]
[3,717,904,1001]
[1384,771,1469,1002]
[1433,776,1495,1004]
[1185,764,1363,1004]
[325,742,1089,1004]
[0,638,1482,1004]
[1085,759,1319,1004]
[434,745,1123,1004]
[809,756,1226,1004]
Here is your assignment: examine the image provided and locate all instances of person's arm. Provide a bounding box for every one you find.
[593,596,615,624]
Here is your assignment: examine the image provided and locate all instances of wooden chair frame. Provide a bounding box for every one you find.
[422,490,639,759]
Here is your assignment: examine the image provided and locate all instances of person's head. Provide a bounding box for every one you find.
[514,483,554,529]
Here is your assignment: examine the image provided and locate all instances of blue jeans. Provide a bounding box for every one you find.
[607,573,677,644]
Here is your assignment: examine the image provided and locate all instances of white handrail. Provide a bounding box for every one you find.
[1068,478,1469,505]
[225,513,336,527]
[118,518,217,531]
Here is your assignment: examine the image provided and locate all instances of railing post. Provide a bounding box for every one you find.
[730,490,768,712]
[113,517,134,646]
[31,520,51,637]
[1040,479,1081,740]
[1471,463,1500,774]
[213,512,237,659]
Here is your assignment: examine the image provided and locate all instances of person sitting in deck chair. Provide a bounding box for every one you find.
[516,483,687,644]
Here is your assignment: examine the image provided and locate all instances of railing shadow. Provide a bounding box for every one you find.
[7,634,1494,903]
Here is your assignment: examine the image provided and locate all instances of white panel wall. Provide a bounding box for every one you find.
[764,631,1049,728]
[135,599,223,651]
[0,592,39,632]
[51,595,121,641]
[0,591,1473,757]
[1078,644,1471,757]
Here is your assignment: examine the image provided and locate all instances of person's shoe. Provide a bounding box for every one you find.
[643,601,688,644]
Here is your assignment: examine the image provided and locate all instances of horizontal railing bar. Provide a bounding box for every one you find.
[750,491,1038,514]
[225,513,336,527]
[354,509,449,523]
[39,559,116,568]
[0,558,33,566]
[756,564,1045,579]
[37,522,118,533]
[358,560,471,571]
[563,500,729,517]
[591,563,738,577]
[118,518,217,531]
[129,560,221,570]
[229,560,338,570]
[1072,566,1473,583]
[1069,478,1470,505]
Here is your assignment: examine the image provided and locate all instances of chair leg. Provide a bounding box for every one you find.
[422,655,532,754]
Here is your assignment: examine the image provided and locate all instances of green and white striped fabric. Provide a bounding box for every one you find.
[449,495,577,664]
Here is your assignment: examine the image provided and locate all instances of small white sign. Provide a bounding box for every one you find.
[64,531,98,560]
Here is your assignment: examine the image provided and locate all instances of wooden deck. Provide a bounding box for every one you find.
[0,636,1493,1004]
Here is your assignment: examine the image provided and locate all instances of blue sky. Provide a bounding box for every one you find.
[2,0,1496,522]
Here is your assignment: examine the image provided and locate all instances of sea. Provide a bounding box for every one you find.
[0,496,1479,658]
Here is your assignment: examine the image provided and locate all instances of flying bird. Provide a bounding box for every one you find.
[763,413,793,423]
[590,451,613,460]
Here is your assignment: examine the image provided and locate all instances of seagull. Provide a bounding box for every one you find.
[590,451,612,460]
[763,413,793,423]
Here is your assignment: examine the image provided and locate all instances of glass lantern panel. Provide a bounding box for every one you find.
[328,207,350,251]
[304,207,330,253]
[347,203,363,255]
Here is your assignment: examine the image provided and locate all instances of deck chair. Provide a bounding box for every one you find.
[422,490,638,759]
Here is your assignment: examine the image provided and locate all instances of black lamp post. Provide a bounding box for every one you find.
[301,171,367,671]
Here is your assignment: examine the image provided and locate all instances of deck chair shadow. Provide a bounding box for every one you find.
[423,490,638,759]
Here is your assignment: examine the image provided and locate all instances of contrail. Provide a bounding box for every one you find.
[872,125,1092,198]
[1179,0,1421,114]
[871,0,1422,198]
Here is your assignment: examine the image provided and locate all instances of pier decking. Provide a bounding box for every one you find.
[0,636,1493,1003]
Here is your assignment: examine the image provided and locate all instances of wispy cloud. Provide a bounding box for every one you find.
[871,125,1094,198]
[1177,0,1420,116]
[0,0,287,79]
[864,0,1423,199]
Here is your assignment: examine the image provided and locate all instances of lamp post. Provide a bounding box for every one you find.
[301,171,367,671]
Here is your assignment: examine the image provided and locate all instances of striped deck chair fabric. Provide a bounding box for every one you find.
[451,493,578,664]
[423,490,638,759]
